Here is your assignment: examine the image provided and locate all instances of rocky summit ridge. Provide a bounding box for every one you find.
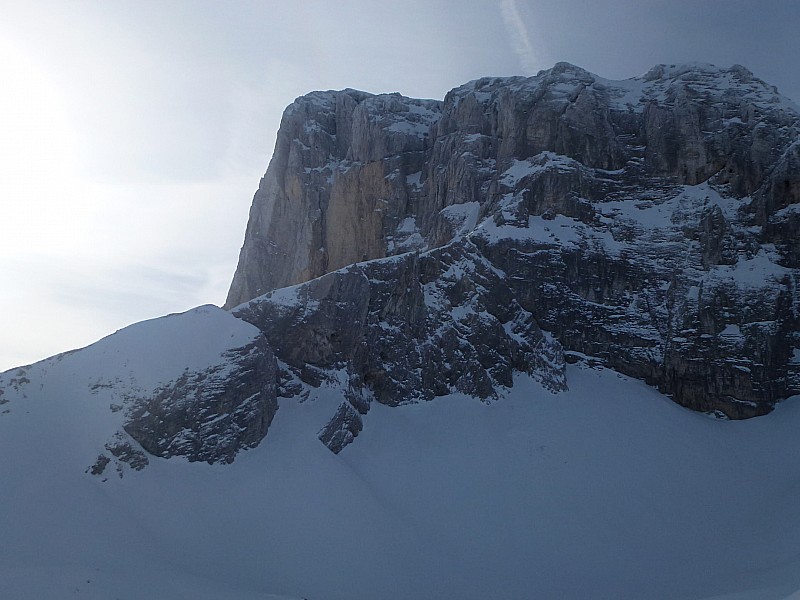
[3,62,799,468]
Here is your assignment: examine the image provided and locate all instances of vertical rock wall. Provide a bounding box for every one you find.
[226,62,800,418]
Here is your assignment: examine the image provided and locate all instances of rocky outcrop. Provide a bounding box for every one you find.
[225,91,441,306]
[227,62,800,419]
[0,305,282,469]
[234,237,566,450]
[236,242,565,402]
[227,64,799,308]
[123,335,278,464]
[317,401,363,454]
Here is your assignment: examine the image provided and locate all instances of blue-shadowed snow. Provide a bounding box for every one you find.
[2,327,800,600]
[500,152,577,187]
[440,201,481,236]
[405,170,423,189]
[711,248,791,288]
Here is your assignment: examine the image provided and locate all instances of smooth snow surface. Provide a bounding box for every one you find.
[2,325,800,598]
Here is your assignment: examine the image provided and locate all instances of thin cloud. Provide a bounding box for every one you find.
[499,0,538,75]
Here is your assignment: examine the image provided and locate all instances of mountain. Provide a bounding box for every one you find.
[226,62,800,421]
[1,63,800,599]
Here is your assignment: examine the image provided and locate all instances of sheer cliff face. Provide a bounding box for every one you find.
[226,62,800,422]
[225,90,441,306]
[226,62,799,309]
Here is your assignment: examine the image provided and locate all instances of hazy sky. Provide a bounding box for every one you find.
[1,0,798,370]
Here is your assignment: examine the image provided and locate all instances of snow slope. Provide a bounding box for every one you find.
[2,314,800,599]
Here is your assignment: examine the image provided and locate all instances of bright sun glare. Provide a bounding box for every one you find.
[0,40,87,260]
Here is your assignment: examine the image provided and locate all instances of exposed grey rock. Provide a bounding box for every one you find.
[698,204,736,269]
[234,237,567,411]
[318,401,363,454]
[88,431,150,478]
[0,307,280,469]
[105,432,149,471]
[88,454,110,476]
[225,90,441,308]
[123,335,278,464]
[227,62,800,419]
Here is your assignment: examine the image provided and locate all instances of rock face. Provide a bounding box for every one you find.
[225,90,441,305]
[123,335,278,464]
[234,237,566,450]
[228,62,800,421]
[0,305,280,470]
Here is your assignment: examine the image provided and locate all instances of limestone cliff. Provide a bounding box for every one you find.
[227,62,800,421]
[225,90,441,305]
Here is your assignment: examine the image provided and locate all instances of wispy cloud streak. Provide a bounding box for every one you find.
[499,0,538,75]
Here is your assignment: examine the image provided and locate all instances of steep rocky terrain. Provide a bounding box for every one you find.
[228,62,800,423]
[2,63,798,466]
[0,306,276,471]
[234,237,566,451]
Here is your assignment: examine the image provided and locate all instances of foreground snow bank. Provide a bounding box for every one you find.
[2,342,799,598]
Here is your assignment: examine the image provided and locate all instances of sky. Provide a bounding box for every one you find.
[1,0,798,371]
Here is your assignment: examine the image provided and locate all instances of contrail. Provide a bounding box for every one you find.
[499,0,538,75]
